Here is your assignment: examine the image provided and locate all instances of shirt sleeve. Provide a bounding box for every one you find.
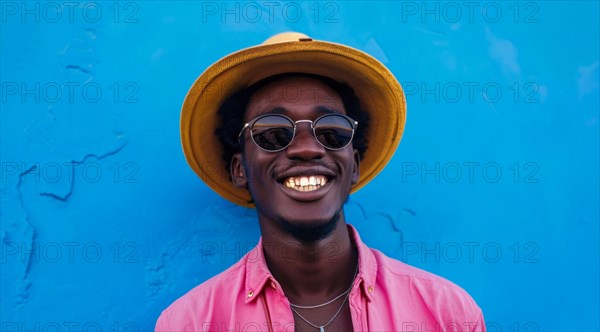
[155,311,171,332]
[471,307,486,332]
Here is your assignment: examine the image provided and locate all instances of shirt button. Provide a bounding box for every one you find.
[247,291,254,298]
[368,286,374,293]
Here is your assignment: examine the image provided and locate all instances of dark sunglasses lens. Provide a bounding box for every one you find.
[314,115,354,149]
[251,115,294,151]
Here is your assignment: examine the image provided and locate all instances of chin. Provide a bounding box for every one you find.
[277,210,341,243]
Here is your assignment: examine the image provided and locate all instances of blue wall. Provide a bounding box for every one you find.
[1,1,598,331]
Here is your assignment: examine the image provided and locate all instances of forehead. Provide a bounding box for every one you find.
[245,76,345,120]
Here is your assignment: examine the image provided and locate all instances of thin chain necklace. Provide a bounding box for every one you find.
[288,265,358,332]
[290,285,352,309]
[290,292,350,332]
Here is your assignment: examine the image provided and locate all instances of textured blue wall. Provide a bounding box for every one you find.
[1,1,598,331]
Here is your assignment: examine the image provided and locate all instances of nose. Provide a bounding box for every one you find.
[285,122,326,160]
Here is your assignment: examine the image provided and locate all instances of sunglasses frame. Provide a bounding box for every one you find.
[238,113,358,152]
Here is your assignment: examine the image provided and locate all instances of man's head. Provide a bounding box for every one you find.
[180,32,406,207]
[215,74,369,241]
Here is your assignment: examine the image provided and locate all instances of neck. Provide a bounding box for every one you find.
[258,212,358,304]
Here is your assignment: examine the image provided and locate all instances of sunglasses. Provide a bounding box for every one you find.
[238,113,358,152]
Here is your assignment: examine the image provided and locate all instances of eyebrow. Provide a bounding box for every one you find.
[263,105,343,116]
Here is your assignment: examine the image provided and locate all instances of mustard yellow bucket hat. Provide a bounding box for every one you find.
[181,32,406,207]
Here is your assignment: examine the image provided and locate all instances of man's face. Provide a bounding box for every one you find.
[231,76,360,238]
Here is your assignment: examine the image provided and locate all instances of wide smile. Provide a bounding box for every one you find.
[275,169,336,201]
[282,175,329,192]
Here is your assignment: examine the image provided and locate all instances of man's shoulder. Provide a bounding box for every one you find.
[369,247,483,318]
[174,260,245,303]
[155,254,248,331]
[372,247,462,287]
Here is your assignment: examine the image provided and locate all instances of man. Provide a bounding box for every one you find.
[156,32,485,332]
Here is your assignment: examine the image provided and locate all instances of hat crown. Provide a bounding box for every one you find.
[263,32,310,45]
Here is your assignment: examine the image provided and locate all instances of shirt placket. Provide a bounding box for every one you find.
[262,279,295,332]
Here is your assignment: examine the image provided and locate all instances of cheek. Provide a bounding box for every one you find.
[341,153,360,186]
[242,154,275,189]
[243,163,264,187]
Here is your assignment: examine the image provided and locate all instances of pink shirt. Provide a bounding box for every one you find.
[156,225,485,331]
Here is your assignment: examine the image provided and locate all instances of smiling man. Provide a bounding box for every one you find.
[156,33,485,332]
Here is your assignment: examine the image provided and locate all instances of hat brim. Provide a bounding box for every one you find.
[181,38,406,207]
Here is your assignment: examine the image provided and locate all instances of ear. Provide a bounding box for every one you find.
[230,153,248,188]
[351,149,360,185]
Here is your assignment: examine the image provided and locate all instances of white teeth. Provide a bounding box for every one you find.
[282,176,328,192]
[300,177,308,186]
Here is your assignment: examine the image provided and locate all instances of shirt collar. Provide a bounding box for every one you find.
[348,224,377,302]
[243,223,378,303]
[243,237,274,304]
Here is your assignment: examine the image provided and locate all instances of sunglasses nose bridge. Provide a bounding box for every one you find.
[286,119,325,152]
[293,119,314,128]
[292,119,317,139]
